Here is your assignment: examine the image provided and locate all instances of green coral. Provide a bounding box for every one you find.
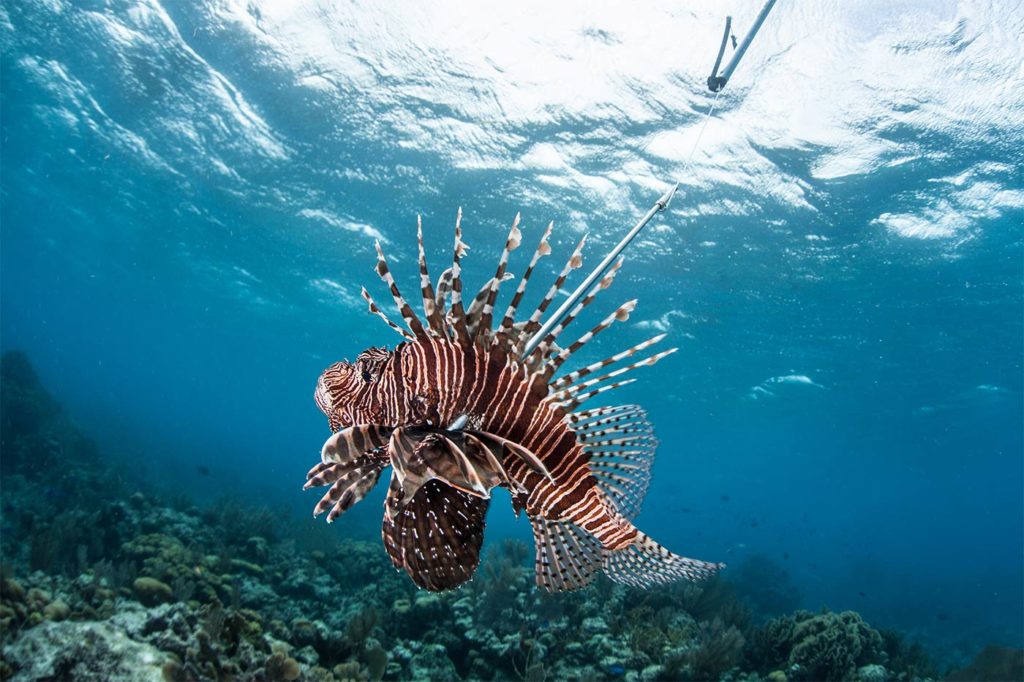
[750,609,884,681]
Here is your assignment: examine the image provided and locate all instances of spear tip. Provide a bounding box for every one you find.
[656,182,679,211]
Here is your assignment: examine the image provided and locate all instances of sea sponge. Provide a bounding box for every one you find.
[132,577,173,605]
[364,641,388,681]
[42,599,70,621]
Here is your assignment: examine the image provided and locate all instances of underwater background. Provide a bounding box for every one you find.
[1,1,1022,680]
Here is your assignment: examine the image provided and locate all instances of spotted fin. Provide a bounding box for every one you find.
[382,476,490,591]
[576,405,657,520]
[531,516,602,591]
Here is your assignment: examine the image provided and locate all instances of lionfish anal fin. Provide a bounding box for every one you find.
[531,516,602,591]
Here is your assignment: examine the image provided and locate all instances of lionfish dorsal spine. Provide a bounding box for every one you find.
[528,258,625,372]
[444,207,473,346]
[416,216,446,334]
[495,221,553,347]
[373,240,427,338]
[514,234,588,357]
[360,286,415,341]
[551,347,678,403]
[543,295,644,379]
[551,333,667,391]
[559,377,637,410]
[469,212,522,342]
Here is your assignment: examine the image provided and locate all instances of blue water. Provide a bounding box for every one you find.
[2,0,1021,665]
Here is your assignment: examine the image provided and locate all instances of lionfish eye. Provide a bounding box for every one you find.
[360,369,372,382]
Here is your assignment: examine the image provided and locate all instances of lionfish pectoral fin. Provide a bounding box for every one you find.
[305,425,392,523]
[382,474,490,591]
[320,424,393,465]
[306,456,387,523]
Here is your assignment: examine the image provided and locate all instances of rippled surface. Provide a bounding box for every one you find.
[2,0,1022,660]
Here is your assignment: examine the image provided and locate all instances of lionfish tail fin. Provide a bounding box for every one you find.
[602,532,724,588]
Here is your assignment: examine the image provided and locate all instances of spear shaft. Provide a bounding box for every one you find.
[521,183,678,357]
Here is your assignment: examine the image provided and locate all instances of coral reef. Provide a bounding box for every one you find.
[0,351,944,681]
[747,610,886,681]
[945,644,1024,682]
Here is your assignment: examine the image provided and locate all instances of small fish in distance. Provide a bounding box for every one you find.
[305,210,723,592]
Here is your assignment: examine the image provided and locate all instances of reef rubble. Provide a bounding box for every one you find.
[0,351,955,681]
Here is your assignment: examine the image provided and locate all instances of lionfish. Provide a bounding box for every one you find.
[305,210,723,592]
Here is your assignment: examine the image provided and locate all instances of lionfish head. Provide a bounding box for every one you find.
[314,346,394,431]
